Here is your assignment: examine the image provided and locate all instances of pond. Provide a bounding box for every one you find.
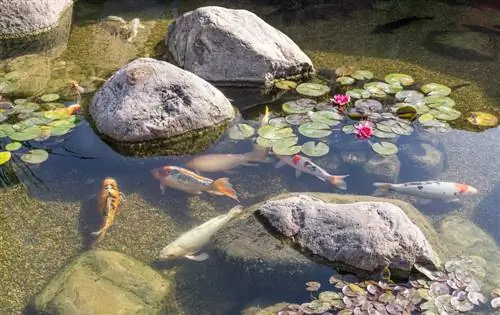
[1,0,500,314]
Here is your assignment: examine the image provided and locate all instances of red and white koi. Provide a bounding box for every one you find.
[373,181,478,201]
[275,154,349,190]
[150,165,239,201]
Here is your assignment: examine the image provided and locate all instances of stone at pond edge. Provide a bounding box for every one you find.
[166,6,313,85]
[257,194,439,273]
[89,58,234,143]
[400,142,445,177]
[29,250,181,315]
[364,154,401,183]
[425,31,496,61]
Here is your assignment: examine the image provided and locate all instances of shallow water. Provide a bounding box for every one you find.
[1,0,500,314]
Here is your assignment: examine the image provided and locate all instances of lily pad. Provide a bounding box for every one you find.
[309,110,343,126]
[364,86,387,98]
[285,114,310,125]
[336,76,355,85]
[6,142,22,151]
[258,125,294,140]
[0,80,17,93]
[228,123,255,140]
[467,111,498,127]
[355,99,383,112]
[41,102,65,110]
[418,113,435,123]
[364,81,402,94]
[14,99,27,105]
[431,107,461,121]
[14,102,39,113]
[8,126,41,141]
[391,123,414,135]
[0,112,7,122]
[371,141,398,156]
[342,125,356,134]
[40,93,60,102]
[421,83,451,96]
[351,70,373,80]
[395,90,424,104]
[43,110,71,120]
[274,79,297,90]
[20,149,49,164]
[395,105,417,120]
[423,96,455,108]
[373,129,397,139]
[298,122,332,138]
[385,73,414,86]
[268,117,289,128]
[346,89,370,99]
[301,141,330,157]
[272,141,301,155]
[296,83,331,97]
[34,126,52,141]
[0,151,11,165]
[282,99,316,114]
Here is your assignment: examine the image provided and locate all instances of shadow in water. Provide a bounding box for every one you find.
[77,194,104,250]
[473,181,500,244]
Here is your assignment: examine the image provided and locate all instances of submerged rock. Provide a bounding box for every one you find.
[363,154,401,183]
[29,250,180,315]
[257,194,439,273]
[400,142,445,177]
[166,6,313,85]
[425,31,496,61]
[89,57,235,143]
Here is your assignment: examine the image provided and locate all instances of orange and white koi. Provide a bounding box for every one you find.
[275,154,349,190]
[91,178,123,243]
[68,80,85,95]
[186,145,269,173]
[373,181,478,202]
[150,166,239,201]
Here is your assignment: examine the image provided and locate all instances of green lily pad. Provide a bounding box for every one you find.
[258,125,294,140]
[47,118,76,129]
[34,126,52,141]
[20,149,49,164]
[364,81,402,94]
[0,112,7,122]
[336,76,355,85]
[272,141,301,155]
[395,90,424,104]
[364,86,387,98]
[418,113,435,123]
[18,116,53,129]
[385,73,414,86]
[346,89,370,99]
[351,70,373,80]
[228,123,255,140]
[285,114,310,125]
[415,103,431,114]
[40,93,60,102]
[0,151,12,165]
[14,99,27,105]
[0,123,15,136]
[391,123,414,135]
[309,110,343,126]
[0,80,17,93]
[421,83,451,96]
[43,110,70,120]
[395,105,417,120]
[467,111,498,127]
[8,126,41,141]
[282,99,316,114]
[422,96,455,108]
[371,142,398,156]
[420,119,451,132]
[373,129,397,139]
[41,102,65,110]
[274,79,297,90]
[14,102,39,113]
[301,141,330,157]
[430,107,461,121]
[342,125,356,134]
[298,122,332,138]
[268,117,289,128]
[296,83,331,97]
[6,142,22,151]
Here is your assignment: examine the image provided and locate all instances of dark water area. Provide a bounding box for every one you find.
[0,0,500,314]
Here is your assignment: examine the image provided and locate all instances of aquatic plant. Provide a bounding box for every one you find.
[277,256,500,315]
[331,94,351,106]
[466,111,498,128]
[354,121,374,140]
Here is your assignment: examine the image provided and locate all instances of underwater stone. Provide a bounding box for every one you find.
[425,31,496,61]
[363,154,401,183]
[29,250,180,315]
[0,0,73,39]
[400,142,445,177]
[89,57,235,142]
[166,6,314,85]
[257,194,439,273]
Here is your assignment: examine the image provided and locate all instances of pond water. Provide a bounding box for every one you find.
[1,0,500,314]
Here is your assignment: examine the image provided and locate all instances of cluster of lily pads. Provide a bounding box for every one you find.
[0,93,80,165]
[278,256,500,315]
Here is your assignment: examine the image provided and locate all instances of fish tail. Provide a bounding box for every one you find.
[67,104,81,115]
[209,177,239,202]
[328,175,349,190]
[372,182,394,196]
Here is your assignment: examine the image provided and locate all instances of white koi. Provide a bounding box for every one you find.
[127,18,145,42]
[373,181,478,201]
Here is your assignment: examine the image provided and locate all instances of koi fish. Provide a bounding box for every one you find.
[159,205,244,261]
[186,144,269,173]
[372,16,434,34]
[102,15,127,24]
[150,165,239,201]
[91,178,124,244]
[259,105,270,126]
[373,181,478,202]
[127,18,145,42]
[68,80,85,95]
[275,154,348,190]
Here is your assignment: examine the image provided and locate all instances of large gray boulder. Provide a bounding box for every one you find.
[166,6,314,85]
[30,250,181,315]
[0,0,73,39]
[89,57,235,143]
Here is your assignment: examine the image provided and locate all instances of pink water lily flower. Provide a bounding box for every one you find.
[331,94,351,106]
[355,121,374,140]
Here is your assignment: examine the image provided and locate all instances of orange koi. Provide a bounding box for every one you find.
[91,177,123,244]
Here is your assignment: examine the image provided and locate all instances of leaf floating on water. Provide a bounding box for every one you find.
[298,122,332,138]
[0,80,17,93]
[228,123,255,140]
[282,99,316,114]
[0,151,12,165]
[274,79,298,90]
[305,281,321,292]
[385,73,415,86]
[272,142,301,156]
[336,76,355,85]
[268,117,289,128]
[346,89,370,99]
[318,291,342,302]
[342,125,356,134]
[8,126,41,141]
[373,129,397,139]
[0,112,7,123]
[258,125,294,140]
[285,114,310,125]
[371,142,398,156]
[395,105,417,120]
[395,90,424,104]
[364,85,387,99]
[351,70,373,80]
[34,126,51,141]
[14,102,39,113]
[467,111,498,127]
[309,110,343,126]
[421,83,451,96]
[14,99,27,105]
[5,142,22,151]
[40,93,60,102]
[301,141,330,157]
[418,113,434,123]
[365,81,402,94]
[296,83,331,97]
[20,149,49,164]
[423,96,456,108]
[430,107,461,121]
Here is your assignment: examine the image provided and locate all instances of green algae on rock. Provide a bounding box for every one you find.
[29,250,181,315]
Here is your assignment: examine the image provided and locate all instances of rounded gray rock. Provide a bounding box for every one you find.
[166,6,314,85]
[400,142,445,176]
[89,57,235,143]
[0,0,73,39]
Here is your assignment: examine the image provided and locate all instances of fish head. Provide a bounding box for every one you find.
[102,177,117,188]
[455,183,478,196]
[150,166,171,180]
[464,185,478,195]
[159,244,184,259]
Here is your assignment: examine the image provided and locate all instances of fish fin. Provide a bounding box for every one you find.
[185,252,209,261]
[242,163,259,167]
[91,225,107,236]
[295,168,302,178]
[209,177,239,202]
[317,176,327,182]
[274,160,286,168]
[328,175,349,190]
[160,183,166,195]
[119,192,125,202]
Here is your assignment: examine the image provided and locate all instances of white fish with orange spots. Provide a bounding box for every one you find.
[150,165,239,201]
[373,181,478,202]
[275,154,349,190]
